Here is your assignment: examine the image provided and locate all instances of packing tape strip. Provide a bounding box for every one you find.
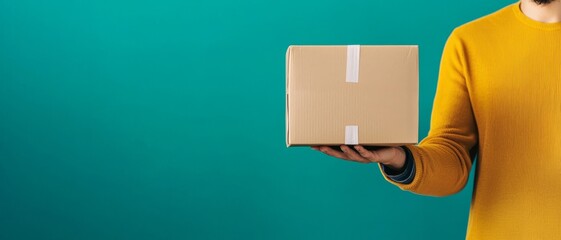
[345,46,360,144]
[346,45,360,83]
[345,125,359,145]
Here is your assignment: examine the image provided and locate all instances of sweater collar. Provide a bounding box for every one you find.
[512,1,561,31]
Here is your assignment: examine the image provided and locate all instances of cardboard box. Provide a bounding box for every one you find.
[286,45,418,147]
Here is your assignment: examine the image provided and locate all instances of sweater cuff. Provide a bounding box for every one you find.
[379,146,416,184]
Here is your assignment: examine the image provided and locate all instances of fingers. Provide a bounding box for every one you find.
[311,145,370,163]
[353,145,381,163]
[316,146,350,160]
[340,145,369,163]
[311,145,397,165]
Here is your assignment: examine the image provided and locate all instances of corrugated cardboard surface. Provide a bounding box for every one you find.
[286,45,418,146]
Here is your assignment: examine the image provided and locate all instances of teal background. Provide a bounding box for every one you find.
[0,0,513,239]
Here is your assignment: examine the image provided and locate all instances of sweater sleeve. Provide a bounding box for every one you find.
[377,29,479,196]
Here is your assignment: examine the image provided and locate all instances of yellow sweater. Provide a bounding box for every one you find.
[378,1,561,239]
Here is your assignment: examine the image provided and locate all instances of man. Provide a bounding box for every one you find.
[312,0,561,238]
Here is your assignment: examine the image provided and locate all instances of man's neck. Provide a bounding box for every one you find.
[520,0,561,23]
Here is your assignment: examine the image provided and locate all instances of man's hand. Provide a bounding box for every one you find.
[311,145,407,171]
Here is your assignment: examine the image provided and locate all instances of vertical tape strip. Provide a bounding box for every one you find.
[345,46,360,144]
[346,45,360,83]
[345,125,359,145]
